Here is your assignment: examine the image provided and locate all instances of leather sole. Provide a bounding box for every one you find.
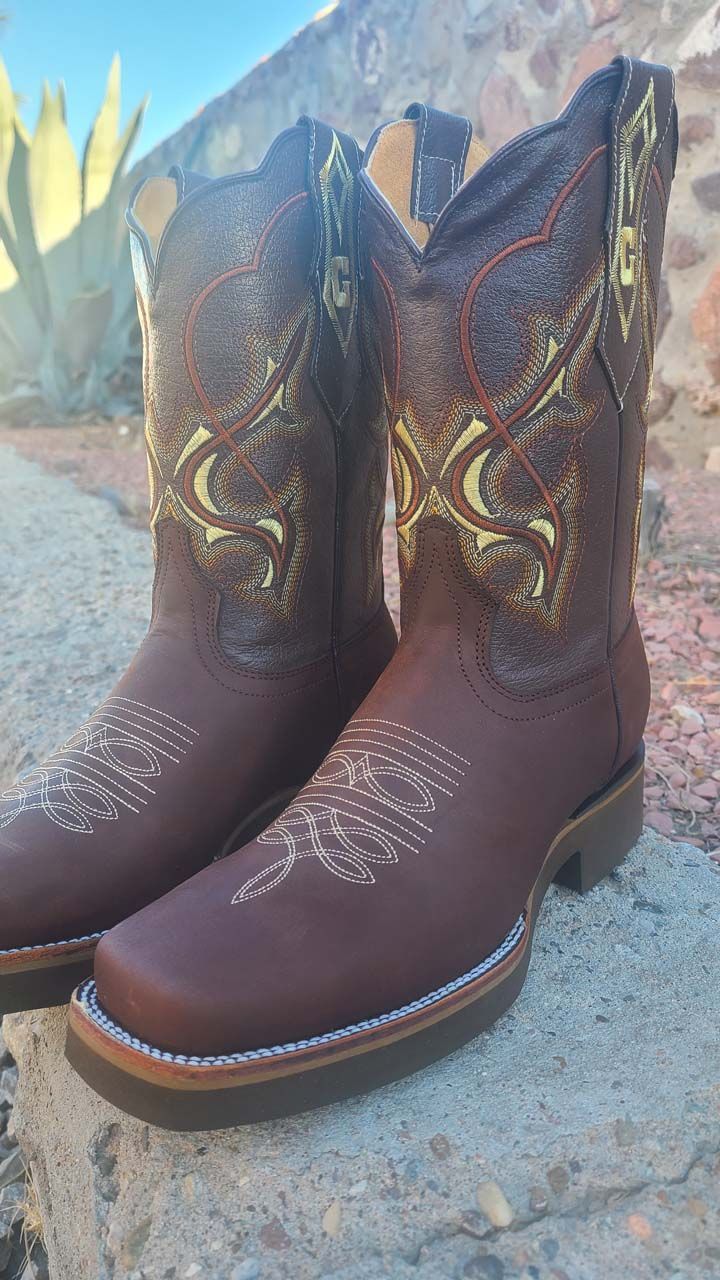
[0,937,100,1016]
[65,748,645,1129]
[0,787,301,1016]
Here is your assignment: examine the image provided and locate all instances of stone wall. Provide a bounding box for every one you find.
[134,0,720,467]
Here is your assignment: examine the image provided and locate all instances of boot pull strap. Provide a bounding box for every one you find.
[403,102,473,225]
[598,56,677,408]
[298,115,362,425]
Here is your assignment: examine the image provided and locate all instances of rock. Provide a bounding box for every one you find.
[322,1199,342,1238]
[464,1254,506,1279]
[692,171,720,214]
[0,1182,25,1235]
[563,36,619,102]
[230,1263,261,1280]
[671,703,704,729]
[644,809,675,838]
[476,1180,514,1228]
[677,1,720,90]
[692,265,720,379]
[706,445,720,473]
[639,476,665,559]
[666,233,703,270]
[350,20,387,87]
[682,113,715,147]
[627,1212,653,1241]
[645,433,675,469]
[478,70,531,151]
[547,1164,570,1193]
[647,377,676,427]
[0,1149,24,1190]
[529,40,561,89]
[656,275,672,346]
[0,1068,17,1109]
[528,1184,549,1213]
[583,0,623,27]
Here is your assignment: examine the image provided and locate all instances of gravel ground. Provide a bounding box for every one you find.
[0,445,152,791]
[0,445,152,1279]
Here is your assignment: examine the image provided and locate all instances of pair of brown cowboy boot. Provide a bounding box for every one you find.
[0,55,677,1130]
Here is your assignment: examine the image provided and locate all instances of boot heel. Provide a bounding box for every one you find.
[552,751,645,894]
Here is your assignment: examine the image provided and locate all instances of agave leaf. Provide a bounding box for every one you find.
[6,122,50,329]
[0,59,16,226]
[57,286,113,372]
[29,80,81,257]
[0,64,146,412]
[80,80,147,288]
[82,54,121,217]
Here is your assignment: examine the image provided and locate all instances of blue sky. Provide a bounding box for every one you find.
[3,0,325,157]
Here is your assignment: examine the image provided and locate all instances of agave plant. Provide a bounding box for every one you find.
[0,56,147,420]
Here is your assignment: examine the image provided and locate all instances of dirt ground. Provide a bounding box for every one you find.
[1,419,718,858]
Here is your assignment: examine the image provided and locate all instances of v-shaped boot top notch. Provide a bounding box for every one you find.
[364,104,489,247]
[131,176,178,256]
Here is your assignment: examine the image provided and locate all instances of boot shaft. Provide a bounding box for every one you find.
[360,57,677,692]
[128,119,388,670]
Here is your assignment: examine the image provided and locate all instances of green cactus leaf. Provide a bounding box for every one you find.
[0,59,16,225]
[82,54,122,216]
[58,286,113,372]
[29,80,82,256]
[6,122,50,330]
[0,59,19,293]
[0,59,146,413]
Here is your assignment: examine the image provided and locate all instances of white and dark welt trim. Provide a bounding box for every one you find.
[76,914,526,1066]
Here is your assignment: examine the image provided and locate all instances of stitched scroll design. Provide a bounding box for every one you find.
[231,719,469,903]
[0,698,198,835]
[137,192,314,620]
[373,147,609,632]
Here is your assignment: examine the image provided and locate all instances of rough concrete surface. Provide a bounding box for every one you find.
[0,446,719,1280]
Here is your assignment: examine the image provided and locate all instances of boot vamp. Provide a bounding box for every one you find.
[0,621,340,952]
[93,625,618,1058]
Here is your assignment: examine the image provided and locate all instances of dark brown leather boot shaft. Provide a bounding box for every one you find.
[131,117,388,674]
[70,59,678,1129]
[0,118,396,1012]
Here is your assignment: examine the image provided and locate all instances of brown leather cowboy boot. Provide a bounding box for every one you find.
[67,57,677,1128]
[0,118,396,1013]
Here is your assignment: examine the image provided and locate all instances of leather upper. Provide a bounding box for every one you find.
[0,120,396,952]
[93,61,677,1058]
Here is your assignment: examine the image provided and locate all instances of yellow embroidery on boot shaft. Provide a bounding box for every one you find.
[610,79,657,342]
[389,260,605,630]
[319,133,357,355]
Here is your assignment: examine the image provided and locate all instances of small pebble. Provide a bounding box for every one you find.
[476,1180,514,1229]
[528,1184,548,1213]
[230,1262,261,1280]
[322,1199,342,1238]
